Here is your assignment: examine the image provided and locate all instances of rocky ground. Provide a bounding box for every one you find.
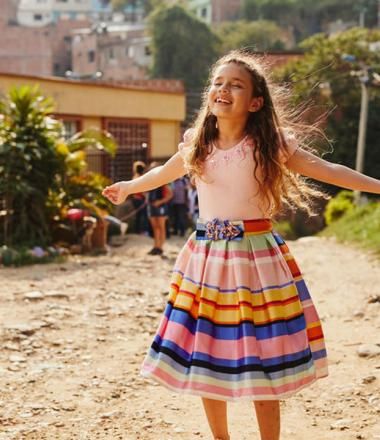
[0,234,379,440]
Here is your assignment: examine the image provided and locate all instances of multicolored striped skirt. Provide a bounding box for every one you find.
[140,218,328,401]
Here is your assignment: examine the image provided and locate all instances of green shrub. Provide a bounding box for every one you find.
[0,245,66,267]
[324,190,355,225]
[273,220,297,240]
[0,85,117,249]
[321,202,380,254]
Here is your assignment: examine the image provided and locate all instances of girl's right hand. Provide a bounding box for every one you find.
[178,128,195,155]
[102,181,130,205]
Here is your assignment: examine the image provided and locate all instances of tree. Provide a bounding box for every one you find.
[110,0,167,16]
[241,0,380,42]
[241,0,298,24]
[216,20,287,54]
[149,4,219,89]
[276,27,380,182]
[0,86,64,246]
[0,86,117,247]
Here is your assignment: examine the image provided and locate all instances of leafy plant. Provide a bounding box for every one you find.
[0,86,65,246]
[275,27,380,182]
[321,201,380,254]
[0,245,66,267]
[215,20,287,53]
[0,85,117,248]
[324,191,355,225]
[50,127,117,220]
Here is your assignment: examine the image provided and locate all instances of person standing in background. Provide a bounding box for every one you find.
[187,180,199,228]
[171,176,189,237]
[131,161,148,235]
[146,162,173,256]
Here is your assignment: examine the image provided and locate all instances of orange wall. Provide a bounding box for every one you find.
[0,73,186,156]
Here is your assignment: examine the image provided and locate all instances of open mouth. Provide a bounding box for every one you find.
[215,97,232,104]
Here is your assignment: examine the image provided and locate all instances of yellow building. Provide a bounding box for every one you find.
[0,72,186,180]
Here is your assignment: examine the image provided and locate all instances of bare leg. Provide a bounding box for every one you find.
[149,217,160,248]
[254,400,280,440]
[201,398,230,440]
[157,216,167,249]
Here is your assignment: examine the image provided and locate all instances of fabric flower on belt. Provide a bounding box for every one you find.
[205,219,241,241]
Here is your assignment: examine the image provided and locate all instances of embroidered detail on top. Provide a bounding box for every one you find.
[208,136,252,169]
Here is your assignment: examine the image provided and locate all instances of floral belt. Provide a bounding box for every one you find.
[196,218,244,241]
[195,218,272,241]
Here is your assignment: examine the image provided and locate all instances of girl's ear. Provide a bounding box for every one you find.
[249,97,264,112]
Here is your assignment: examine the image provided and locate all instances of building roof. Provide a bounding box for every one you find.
[72,22,146,35]
[0,71,184,94]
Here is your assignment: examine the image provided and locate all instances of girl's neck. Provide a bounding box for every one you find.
[215,119,247,149]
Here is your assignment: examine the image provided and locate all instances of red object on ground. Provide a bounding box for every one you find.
[67,208,87,221]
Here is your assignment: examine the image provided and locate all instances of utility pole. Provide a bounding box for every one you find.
[356,79,369,175]
[342,53,376,205]
[354,74,370,204]
[359,7,367,27]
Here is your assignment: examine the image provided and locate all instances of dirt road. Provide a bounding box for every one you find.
[0,234,379,440]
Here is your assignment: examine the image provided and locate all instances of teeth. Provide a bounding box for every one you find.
[216,98,231,104]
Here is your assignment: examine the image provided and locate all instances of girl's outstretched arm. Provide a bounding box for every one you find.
[102,153,186,205]
[286,149,380,194]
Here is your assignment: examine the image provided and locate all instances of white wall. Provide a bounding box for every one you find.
[18,0,53,26]
[17,0,92,26]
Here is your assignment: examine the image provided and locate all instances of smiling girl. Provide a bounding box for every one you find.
[102,50,380,440]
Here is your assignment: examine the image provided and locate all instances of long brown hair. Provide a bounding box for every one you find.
[184,50,328,216]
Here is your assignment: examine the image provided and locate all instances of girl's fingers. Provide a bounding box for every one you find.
[183,128,195,143]
[102,184,122,204]
[103,187,117,195]
[103,190,117,202]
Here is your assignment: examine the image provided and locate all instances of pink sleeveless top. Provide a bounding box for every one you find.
[178,133,299,221]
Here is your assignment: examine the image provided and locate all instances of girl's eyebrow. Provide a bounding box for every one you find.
[213,76,246,83]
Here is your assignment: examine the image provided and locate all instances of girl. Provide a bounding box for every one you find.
[102,50,380,440]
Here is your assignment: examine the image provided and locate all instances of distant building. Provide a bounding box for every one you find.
[1,0,149,80]
[0,72,185,181]
[0,1,52,76]
[0,15,90,77]
[120,1,144,23]
[71,22,151,81]
[326,19,358,35]
[259,51,303,69]
[52,19,93,76]
[0,0,95,77]
[2,0,19,24]
[17,0,111,27]
[190,0,243,24]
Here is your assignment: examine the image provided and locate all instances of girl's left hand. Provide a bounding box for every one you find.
[151,200,161,208]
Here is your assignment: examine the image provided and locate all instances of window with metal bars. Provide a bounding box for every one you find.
[91,119,150,181]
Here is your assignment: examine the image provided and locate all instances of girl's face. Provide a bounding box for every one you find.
[208,63,262,121]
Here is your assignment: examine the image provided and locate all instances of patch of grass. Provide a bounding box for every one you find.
[0,246,67,267]
[320,202,380,254]
[273,220,298,240]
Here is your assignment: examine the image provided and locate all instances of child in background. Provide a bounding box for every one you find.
[103,50,380,440]
[146,162,173,256]
[131,161,148,235]
[187,180,199,228]
[171,176,189,237]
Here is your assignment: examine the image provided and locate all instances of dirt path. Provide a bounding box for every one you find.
[0,234,379,440]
